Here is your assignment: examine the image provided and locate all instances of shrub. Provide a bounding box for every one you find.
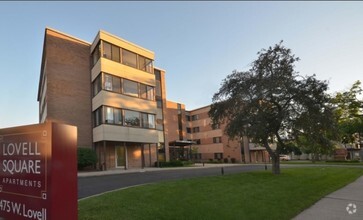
[78,148,97,170]
[155,160,194,167]
[231,158,236,163]
[223,158,229,163]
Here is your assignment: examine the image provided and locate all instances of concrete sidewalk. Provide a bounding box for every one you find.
[293,176,363,220]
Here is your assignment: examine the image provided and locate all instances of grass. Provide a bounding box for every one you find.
[281,160,363,166]
[78,167,363,220]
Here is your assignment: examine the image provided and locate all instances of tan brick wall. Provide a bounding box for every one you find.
[43,29,93,148]
[127,145,142,169]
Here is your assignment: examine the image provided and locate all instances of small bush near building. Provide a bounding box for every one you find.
[231,158,236,163]
[77,148,97,170]
[223,158,229,163]
[155,160,194,167]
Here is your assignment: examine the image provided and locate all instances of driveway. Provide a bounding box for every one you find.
[78,164,267,199]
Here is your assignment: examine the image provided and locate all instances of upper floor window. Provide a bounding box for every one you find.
[186,127,191,134]
[138,56,153,74]
[122,49,137,68]
[94,40,154,74]
[123,79,139,97]
[186,115,191,121]
[102,42,120,62]
[140,84,155,101]
[213,137,222,144]
[192,127,200,133]
[192,115,199,121]
[124,110,140,127]
[92,43,101,66]
[104,74,121,93]
[94,106,155,129]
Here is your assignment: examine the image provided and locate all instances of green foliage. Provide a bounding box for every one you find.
[331,80,363,146]
[209,41,335,173]
[155,160,194,167]
[77,148,97,170]
[79,167,363,220]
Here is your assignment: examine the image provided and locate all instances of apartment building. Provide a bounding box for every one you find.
[38,28,168,170]
[37,27,268,169]
[166,101,270,163]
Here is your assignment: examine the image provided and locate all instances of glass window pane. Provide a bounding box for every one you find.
[148,114,155,129]
[92,43,100,66]
[138,56,147,71]
[147,86,154,100]
[112,76,121,93]
[105,107,114,124]
[141,113,148,128]
[114,108,122,125]
[124,110,140,127]
[123,79,138,97]
[112,45,120,62]
[140,84,147,99]
[145,58,153,73]
[104,74,113,91]
[122,49,137,68]
[103,42,112,59]
[155,81,161,96]
[93,75,101,97]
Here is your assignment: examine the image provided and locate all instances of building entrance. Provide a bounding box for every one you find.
[116,146,127,168]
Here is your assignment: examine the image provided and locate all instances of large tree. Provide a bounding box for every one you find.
[331,80,363,148]
[209,41,336,174]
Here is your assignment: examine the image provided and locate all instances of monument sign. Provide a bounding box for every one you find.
[0,122,77,220]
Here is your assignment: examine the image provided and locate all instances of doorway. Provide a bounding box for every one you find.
[115,146,127,168]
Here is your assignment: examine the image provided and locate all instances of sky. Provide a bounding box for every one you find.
[0,1,362,128]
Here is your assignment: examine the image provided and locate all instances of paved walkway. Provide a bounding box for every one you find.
[293,176,363,220]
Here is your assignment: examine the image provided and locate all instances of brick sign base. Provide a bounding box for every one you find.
[0,122,77,220]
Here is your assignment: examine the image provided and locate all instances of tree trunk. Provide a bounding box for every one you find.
[271,154,281,175]
[263,141,281,175]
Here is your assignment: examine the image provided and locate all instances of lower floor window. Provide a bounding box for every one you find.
[214,153,223,160]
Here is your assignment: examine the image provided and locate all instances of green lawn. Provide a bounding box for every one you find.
[78,167,363,220]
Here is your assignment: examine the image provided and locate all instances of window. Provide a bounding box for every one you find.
[138,56,153,73]
[103,41,112,59]
[141,113,155,129]
[105,107,114,124]
[140,84,147,99]
[194,139,201,145]
[94,108,102,127]
[102,41,120,62]
[112,76,121,93]
[111,45,120,62]
[140,84,154,100]
[123,79,139,97]
[213,137,222,143]
[214,153,223,160]
[148,114,155,129]
[192,115,199,121]
[186,127,191,134]
[186,115,191,121]
[93,74,101,97]
[147,86,154,100]
[92,43,101,66]
[192,127,200,133]
[122,49,137,68]
[212,123,220,130]
[104,74,113,91]
[124,110,140,127]
[156,99,163,108]
[114,108,122,125]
